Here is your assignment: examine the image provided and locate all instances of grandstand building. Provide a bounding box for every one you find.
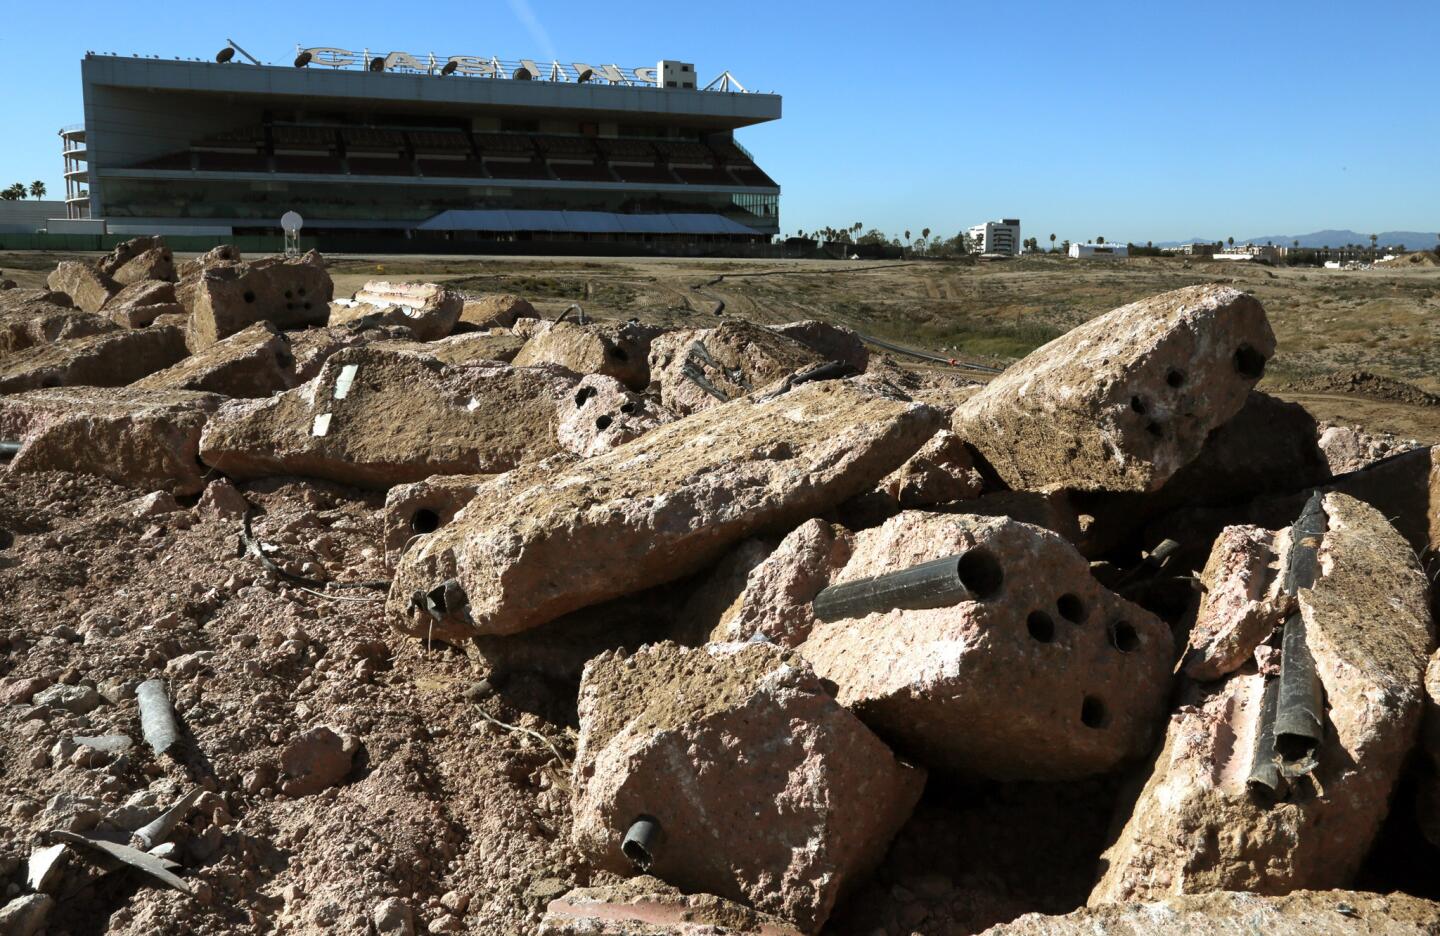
[65,49,781,246]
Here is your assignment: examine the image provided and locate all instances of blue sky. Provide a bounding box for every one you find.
[2,0,1436,244]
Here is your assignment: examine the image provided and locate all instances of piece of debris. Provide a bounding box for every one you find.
[648,321,828,415]
[571,641,924,933]
[802,510,1173,779]
[458,293,537,330]
[328,281,463,341]
[181,250,333,348]
[280,726,358,796]
[198,345,579,488]
[0,324,188,392]
[136,678,182,756]
[512,320,661,391]
[539,875,803,935]
[133,321,297,397]
[952,284,1275,492]
[1091,493,1432,903]
[386,379,940,640]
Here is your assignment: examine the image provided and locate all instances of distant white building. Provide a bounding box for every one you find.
[968,219,1020,256]
[1069,242,1129,259]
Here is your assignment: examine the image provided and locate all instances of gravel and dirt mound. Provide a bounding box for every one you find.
[1284,370,1440,406]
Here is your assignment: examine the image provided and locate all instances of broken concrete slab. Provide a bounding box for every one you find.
[176,244,241,280]
[873,428,985,509]
[0,387,222,494]
[381,473,495,560]
[328,281,462,341]
[771,320,869,373]
[512,320,660,391]
[458,293,536,330]
[111,247,177,286]
[102,280,183,329]
[97,236,166,277]
[953,285,1275,493]
[47,261,119,314]
[1419,649,1440,849]
[0,325,188,393]
[132,321,296,397]
[386,378,940,641]
[701,519,853,647]
[801,510,1173,780]
[539,876,803,935]
[182,250,333,349]
[1090,493,1433,903]
[0,299,116,355]
[373,332,526,366]
[648,321,826,416]
[557,374,672,457]
[288,322,414,383]
[0,287,73,312]
[572,641,924,933]
[986,890,1440,935]
[1181,524,1286,681]
[199,345,577,489]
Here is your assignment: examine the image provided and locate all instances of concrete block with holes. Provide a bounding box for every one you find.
[951,284,1275,493]
[180,250,333,350]
[801,510,1174,781]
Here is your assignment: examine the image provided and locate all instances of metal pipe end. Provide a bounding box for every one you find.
[621,815,660,872]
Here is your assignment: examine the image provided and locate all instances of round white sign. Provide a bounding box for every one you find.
[281,211,304,233]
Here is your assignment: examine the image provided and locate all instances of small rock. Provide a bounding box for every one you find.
[373,897,416,936]
[27,844,68,893]
[2,677,52,705]
[31,683,100,714]
[280,726,356,796]
[198,478,250,518]
[131,491,181,517]
[0,894,55,936]
[439,890,470,915]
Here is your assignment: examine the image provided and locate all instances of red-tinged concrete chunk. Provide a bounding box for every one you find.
[952,285,1275,493]
[199,344,576,489]
[96,236,166,277]
[704,518,853,647]
[0,300,116,355]
[984,890,1440,936]
[512,320,661,392]
[0,325,188,393]
[539,876,803,935]
[373,332,527,366]
[176,244,240,280]
[182,250,333,349]
[328,280,463,341]
[648,321,825,416]
[1091,493,1432,904]
[287,323,413,382]
[571,641,924,934]
[46,261,119,313]
[801,510,1173,781]
[132,321,296,397]
[1181,525,1286,681]
[0,387,222,494]
[385,379,940,641]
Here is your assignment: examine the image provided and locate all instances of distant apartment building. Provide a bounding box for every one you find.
[1069,242,1129,259]
[1173,242,1217,256]
[968,219,1020,256]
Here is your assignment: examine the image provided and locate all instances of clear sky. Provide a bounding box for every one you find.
[2,0,1436,244]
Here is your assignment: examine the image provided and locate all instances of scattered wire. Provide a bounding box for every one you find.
[472,704,570,768]
[241,509,390,592]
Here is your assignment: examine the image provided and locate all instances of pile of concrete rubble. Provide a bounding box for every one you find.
[3,238,1440,936]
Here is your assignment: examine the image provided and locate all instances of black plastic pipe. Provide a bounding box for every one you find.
[1274,613,1324,775]
[812,550,1004,622]
[622,816,660,871]
[1246,676,1287,799]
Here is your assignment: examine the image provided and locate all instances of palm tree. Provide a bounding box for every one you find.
[1293,240,1299,248]
[1096,235,1105,245]
[0,183,25,201]
[1049,233,1056,252]
[1227,236,1235,248]
[1370,233,1378,250]
[29,181,46,199]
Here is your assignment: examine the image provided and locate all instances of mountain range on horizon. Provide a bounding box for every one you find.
[1155,230,1440,250]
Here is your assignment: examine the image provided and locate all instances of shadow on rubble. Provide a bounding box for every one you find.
[824,774,1127,935]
